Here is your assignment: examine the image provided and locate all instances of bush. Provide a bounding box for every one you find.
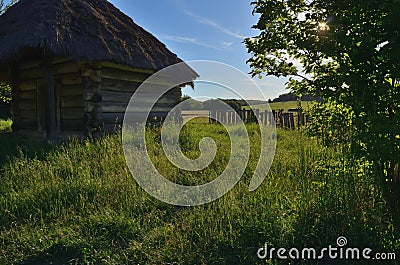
[0,84,11,104]
[306,101,354,148]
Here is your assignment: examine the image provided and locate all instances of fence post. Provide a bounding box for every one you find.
[289,113,295,130]
[282,113,288,129]
[261,111,265,125]
[272,110,276,126]
[255,109,260,123]
[282,113,287,129]
[265,111,271,125]
[279,110,283,128]
[297,109,301,128]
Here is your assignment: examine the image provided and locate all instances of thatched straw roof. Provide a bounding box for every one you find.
[0,0,192,72]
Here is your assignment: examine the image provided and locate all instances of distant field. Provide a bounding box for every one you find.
[245,101,317,111]
[182,110,209,116]
[182,110,210,123]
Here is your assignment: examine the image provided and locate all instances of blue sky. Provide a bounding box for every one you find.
[108,0,289,100]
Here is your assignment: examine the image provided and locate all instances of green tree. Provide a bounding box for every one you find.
[245,0,400,181]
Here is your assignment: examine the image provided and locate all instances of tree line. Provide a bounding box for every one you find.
[180,96,248,112]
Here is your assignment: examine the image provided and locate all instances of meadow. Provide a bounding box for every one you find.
[249,101,317,111]
[0,119,399,264]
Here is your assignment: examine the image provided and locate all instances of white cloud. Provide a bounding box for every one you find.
[184,10,246,39]
[161,35,222,50]
[222,41,234,47]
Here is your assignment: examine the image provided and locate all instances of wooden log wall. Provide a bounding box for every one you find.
[82,63,102,134]
[49,59,85,132]
[14,57,85,134]
[13,58,184,136]
[100,64,182,131]
[13,69,40,131]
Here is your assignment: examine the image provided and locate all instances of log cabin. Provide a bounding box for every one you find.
[0,0,197,140]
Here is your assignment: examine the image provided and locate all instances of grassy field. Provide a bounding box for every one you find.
[0,120,399,264]
[245,101,317,111]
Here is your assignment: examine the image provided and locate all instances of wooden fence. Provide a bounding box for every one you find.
[209,109,309,130]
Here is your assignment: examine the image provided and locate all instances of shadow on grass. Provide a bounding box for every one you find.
[0,132,53,167]
[21,247,79,265]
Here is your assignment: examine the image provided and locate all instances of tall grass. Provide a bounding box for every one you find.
[0,122,398,264]
[0,119,51,166]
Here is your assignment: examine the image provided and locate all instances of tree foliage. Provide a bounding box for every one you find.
[180,96,247,112]
[245,0,400,169]
[0,84,11,104]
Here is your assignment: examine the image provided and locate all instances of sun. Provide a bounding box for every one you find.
[318,22,330,31]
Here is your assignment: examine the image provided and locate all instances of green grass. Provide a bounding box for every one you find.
[0,120,399,264]
[245,101,317,111]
